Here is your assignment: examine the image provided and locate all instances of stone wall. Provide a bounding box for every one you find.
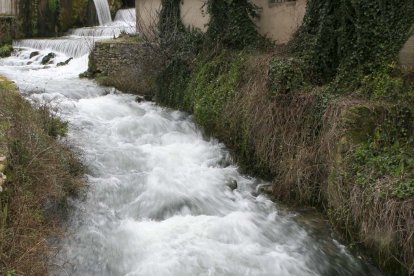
[136,0,161,38]
[181,0,208,32]
[89,38,155,95]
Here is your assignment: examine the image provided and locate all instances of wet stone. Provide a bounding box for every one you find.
[41,53,56,65]
[57,57,74,67]
[30,51,40,58]
[227,180,238,190]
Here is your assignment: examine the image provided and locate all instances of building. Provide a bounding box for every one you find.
[136,0,307,44]
[399,33,414,70]
[0,0,19,16]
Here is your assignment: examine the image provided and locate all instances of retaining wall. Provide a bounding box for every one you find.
[89,38,155,95]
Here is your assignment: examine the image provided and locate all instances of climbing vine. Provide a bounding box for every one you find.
[206,0,266,49]
[292,0,414,86]
[158,0,185,44]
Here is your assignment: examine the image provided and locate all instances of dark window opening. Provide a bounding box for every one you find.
[121,0,135,8]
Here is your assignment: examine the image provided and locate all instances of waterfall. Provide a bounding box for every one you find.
[93,0,112,26]
[13,38,93,58]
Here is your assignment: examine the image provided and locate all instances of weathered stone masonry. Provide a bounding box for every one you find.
[89,39,142,76]
[89,38,155,95]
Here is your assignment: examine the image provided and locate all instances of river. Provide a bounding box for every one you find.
[0,8,379,276]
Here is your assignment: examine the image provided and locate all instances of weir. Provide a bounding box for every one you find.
[13,8,136,58]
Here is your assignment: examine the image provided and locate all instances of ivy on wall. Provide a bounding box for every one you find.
[206,0,266,49]
[158,0,185,45]
[157,0,267,50]
[292,0,414,85]
[18,0,97,38]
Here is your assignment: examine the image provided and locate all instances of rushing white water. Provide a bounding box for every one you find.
[114,8,136,23]
[0,11,379,276]
[93,0,113,25]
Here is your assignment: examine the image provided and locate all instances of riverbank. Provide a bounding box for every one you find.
[156,49,414,275]
[0,76,84,275]
[89,35,414,274]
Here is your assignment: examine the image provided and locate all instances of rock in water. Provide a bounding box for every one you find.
[57,57,74,67]
[144,94,153,101]
[227,180,238,190]
[30,51,40,58]
[135,96,144,103]
[257,184,273,194]
[41,53,56,65]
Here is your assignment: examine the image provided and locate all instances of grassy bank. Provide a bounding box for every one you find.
[0,76,84,275]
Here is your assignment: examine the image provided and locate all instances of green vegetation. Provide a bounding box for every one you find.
[268,57,305,95]
[0,76,84,275]
[205,0,268,49]
[187,52,246,131]
[0,45,13,58]
[158,51,246,132]
[292,0,414,87]
[108,0,122,18]
[19,0,100,37]
[349,106,414,200]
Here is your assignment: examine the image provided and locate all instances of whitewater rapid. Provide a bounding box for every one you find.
[0,9,378,276]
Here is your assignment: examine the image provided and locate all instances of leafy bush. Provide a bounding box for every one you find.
[206,0,269,49]
[0,44,13,58]
[187,51,246,131]
[268,57,305,95]
[359,63,414,101]
[351,106,414,199]
[292,0,414,86]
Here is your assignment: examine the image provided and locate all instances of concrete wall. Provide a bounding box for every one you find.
[0,0,19,15]
[253,0,307,44]
[180,0,208,31]
[136,0,307,44]
[399,34,414,70]
[136,0,161,36]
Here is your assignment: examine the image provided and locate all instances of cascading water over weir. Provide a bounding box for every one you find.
[13,1,135,58]
[93,0,113,25]
[0,2,382,275]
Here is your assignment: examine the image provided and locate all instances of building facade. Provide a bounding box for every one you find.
[399,33,414,70]
[0,0,19,15]
[136,0,307,44]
